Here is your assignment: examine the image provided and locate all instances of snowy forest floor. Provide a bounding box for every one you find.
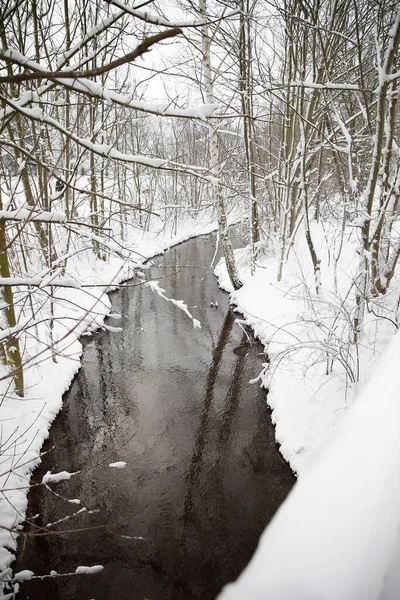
[215,223,400,600]
[215,221,398,475]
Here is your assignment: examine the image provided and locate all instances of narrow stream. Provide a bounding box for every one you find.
[16,229,295,600]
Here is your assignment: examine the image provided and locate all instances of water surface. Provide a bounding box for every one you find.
[16,230,295,600]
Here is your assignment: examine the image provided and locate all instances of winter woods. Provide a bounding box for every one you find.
[1,0,400,595]
[0,0,235,397]
[0,0,399,408]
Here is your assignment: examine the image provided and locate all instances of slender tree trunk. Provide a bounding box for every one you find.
[0,190,24,396]
[199,0,242,290]
[354,6,400,338]
[239,0,260,252]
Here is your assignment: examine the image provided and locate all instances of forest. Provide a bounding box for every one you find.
[1,0,400,596]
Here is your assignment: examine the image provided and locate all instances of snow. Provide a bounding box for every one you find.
[63,13,124,65]
[13,571,34,582]
[102,324,123,333]
[0,47,221,121]
[42,471,73,484]
[7,94,219,175]
[218,330,400,600]
[106,0,238,29]
[2,187,399,597]
[75,565,104,575]
[208,214,400,598]
[215,220,398,475]
[146,280,202,328]
[14,569,35,581]
[291,80,361,90]
[0,209,66,223]
[0,277,81,288]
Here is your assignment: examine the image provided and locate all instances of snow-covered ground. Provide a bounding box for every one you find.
[215,221,400,599]
[3,212,399,597]
[215,222,398,475]
[0,211,221,589]
[217,329,400,600]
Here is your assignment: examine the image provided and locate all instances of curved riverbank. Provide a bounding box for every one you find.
[15,230,295,599]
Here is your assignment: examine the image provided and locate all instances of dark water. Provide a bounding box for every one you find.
[15,230,295,600]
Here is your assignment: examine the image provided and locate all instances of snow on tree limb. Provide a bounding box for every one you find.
[0,277,81,288]
[0,94,220,179]
[0,49,220,120]
[75,566,104,575]
[0,209,67,223]
[106,0,239,28]
[146,280,201,329]
[0,29,184,85]
[42,471,74,484]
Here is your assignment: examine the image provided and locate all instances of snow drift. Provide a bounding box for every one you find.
[218,330,400,600]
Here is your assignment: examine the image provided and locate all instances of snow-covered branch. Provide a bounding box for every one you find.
[0,50,220,120]
[106,0,239,28]
[0,209,66,223]
[0,29,183,85]
[146,280,201,329]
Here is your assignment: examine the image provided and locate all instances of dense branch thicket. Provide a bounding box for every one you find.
[1,0,400,396]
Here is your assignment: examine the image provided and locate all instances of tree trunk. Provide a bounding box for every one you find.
[0,190,24,396]
[199,0,242,290]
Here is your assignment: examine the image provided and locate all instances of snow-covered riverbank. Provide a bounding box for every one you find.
[214,223,400,600]
[0,215,220,587]
[215,222,399,475]
[217,329,400,600]
[3,216,399,596]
